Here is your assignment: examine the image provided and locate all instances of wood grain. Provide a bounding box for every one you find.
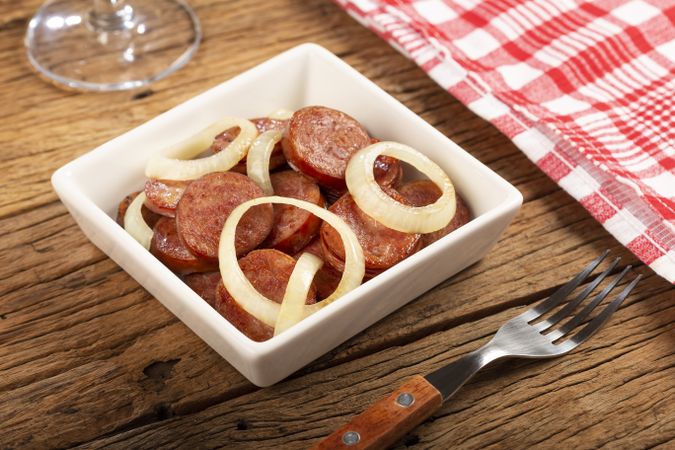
[0,1,673,449]
[76,274,674,450]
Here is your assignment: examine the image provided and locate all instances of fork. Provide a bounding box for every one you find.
[313,251,642,450]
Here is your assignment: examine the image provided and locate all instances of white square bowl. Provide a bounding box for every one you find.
[52,43,522,387]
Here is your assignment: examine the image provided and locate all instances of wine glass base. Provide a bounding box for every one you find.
[25,0,201,91]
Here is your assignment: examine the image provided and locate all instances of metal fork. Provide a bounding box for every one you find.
[314,251,642,450]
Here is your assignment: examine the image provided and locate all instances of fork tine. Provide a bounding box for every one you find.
[557,274,642,352]
[519,250,609,322]
[547,265,631,341]
[535,257,620,332]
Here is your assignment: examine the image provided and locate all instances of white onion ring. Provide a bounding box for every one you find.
[346,141,456,233]
[219,196,365,327]
[124,192,153,250]
[274,252,323,336]
[246,130,283,195]
[145,117,257,180]
[268,109,294,120]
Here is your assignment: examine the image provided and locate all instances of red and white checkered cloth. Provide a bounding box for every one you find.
[335,0,675,283]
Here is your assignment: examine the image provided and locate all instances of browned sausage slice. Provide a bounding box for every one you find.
[150,217,217,274]
[294,238,342,300]
[215,249,316,342]
[398,180,471,246]
[320,190,421,278]
[370,138,403,188]
[264,170,324,254]
[144,179,189,217]
[228,151,288,175]
[322,187,345,206]
[282,106,371,189]
[116,191,161,228]
[211,117,288,173]
[374,155,403,188]
[176,172,273,261]
[183,271,221,307]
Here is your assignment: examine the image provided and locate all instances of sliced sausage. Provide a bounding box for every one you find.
[320,190,421,278]
[183,271,221,307]
[229,154,288,175]
[176,172,274,261]
[144,179,189,217]
[215,249,316,342]
[116,191,161,228]
[322,187,345,206]
[150,217,217,274]
[211,117,288,173]
[370,138,403,188]
[374,155,402,188]
[398,180,471,246]
[294,238,342,300]
[264,170,324,254]
[282,106,371,189]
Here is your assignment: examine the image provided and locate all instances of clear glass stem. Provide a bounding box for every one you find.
[88,0,135,32]
[94,0,126,13]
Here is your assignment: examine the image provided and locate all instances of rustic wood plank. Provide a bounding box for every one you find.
[75,272,674,449]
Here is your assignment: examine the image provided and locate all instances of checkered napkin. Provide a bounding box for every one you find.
[334,0,675,283]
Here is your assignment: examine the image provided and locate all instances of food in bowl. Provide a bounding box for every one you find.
[118,106,470,341]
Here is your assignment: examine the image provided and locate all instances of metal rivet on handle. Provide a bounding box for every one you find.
[396,392,415,407]
[342,431,360,446]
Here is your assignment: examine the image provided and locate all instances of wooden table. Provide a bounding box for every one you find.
[1,1,673,448]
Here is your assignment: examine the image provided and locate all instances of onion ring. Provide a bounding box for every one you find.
[145,117,257,180]
[219,196,365,327]
[268,109,294,120]
[246,130,283,195]
[346,141,456,233]
[124,192,153,250]
[274,252,323,336]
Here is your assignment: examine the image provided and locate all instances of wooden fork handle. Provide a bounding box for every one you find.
[311,376,443,450]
